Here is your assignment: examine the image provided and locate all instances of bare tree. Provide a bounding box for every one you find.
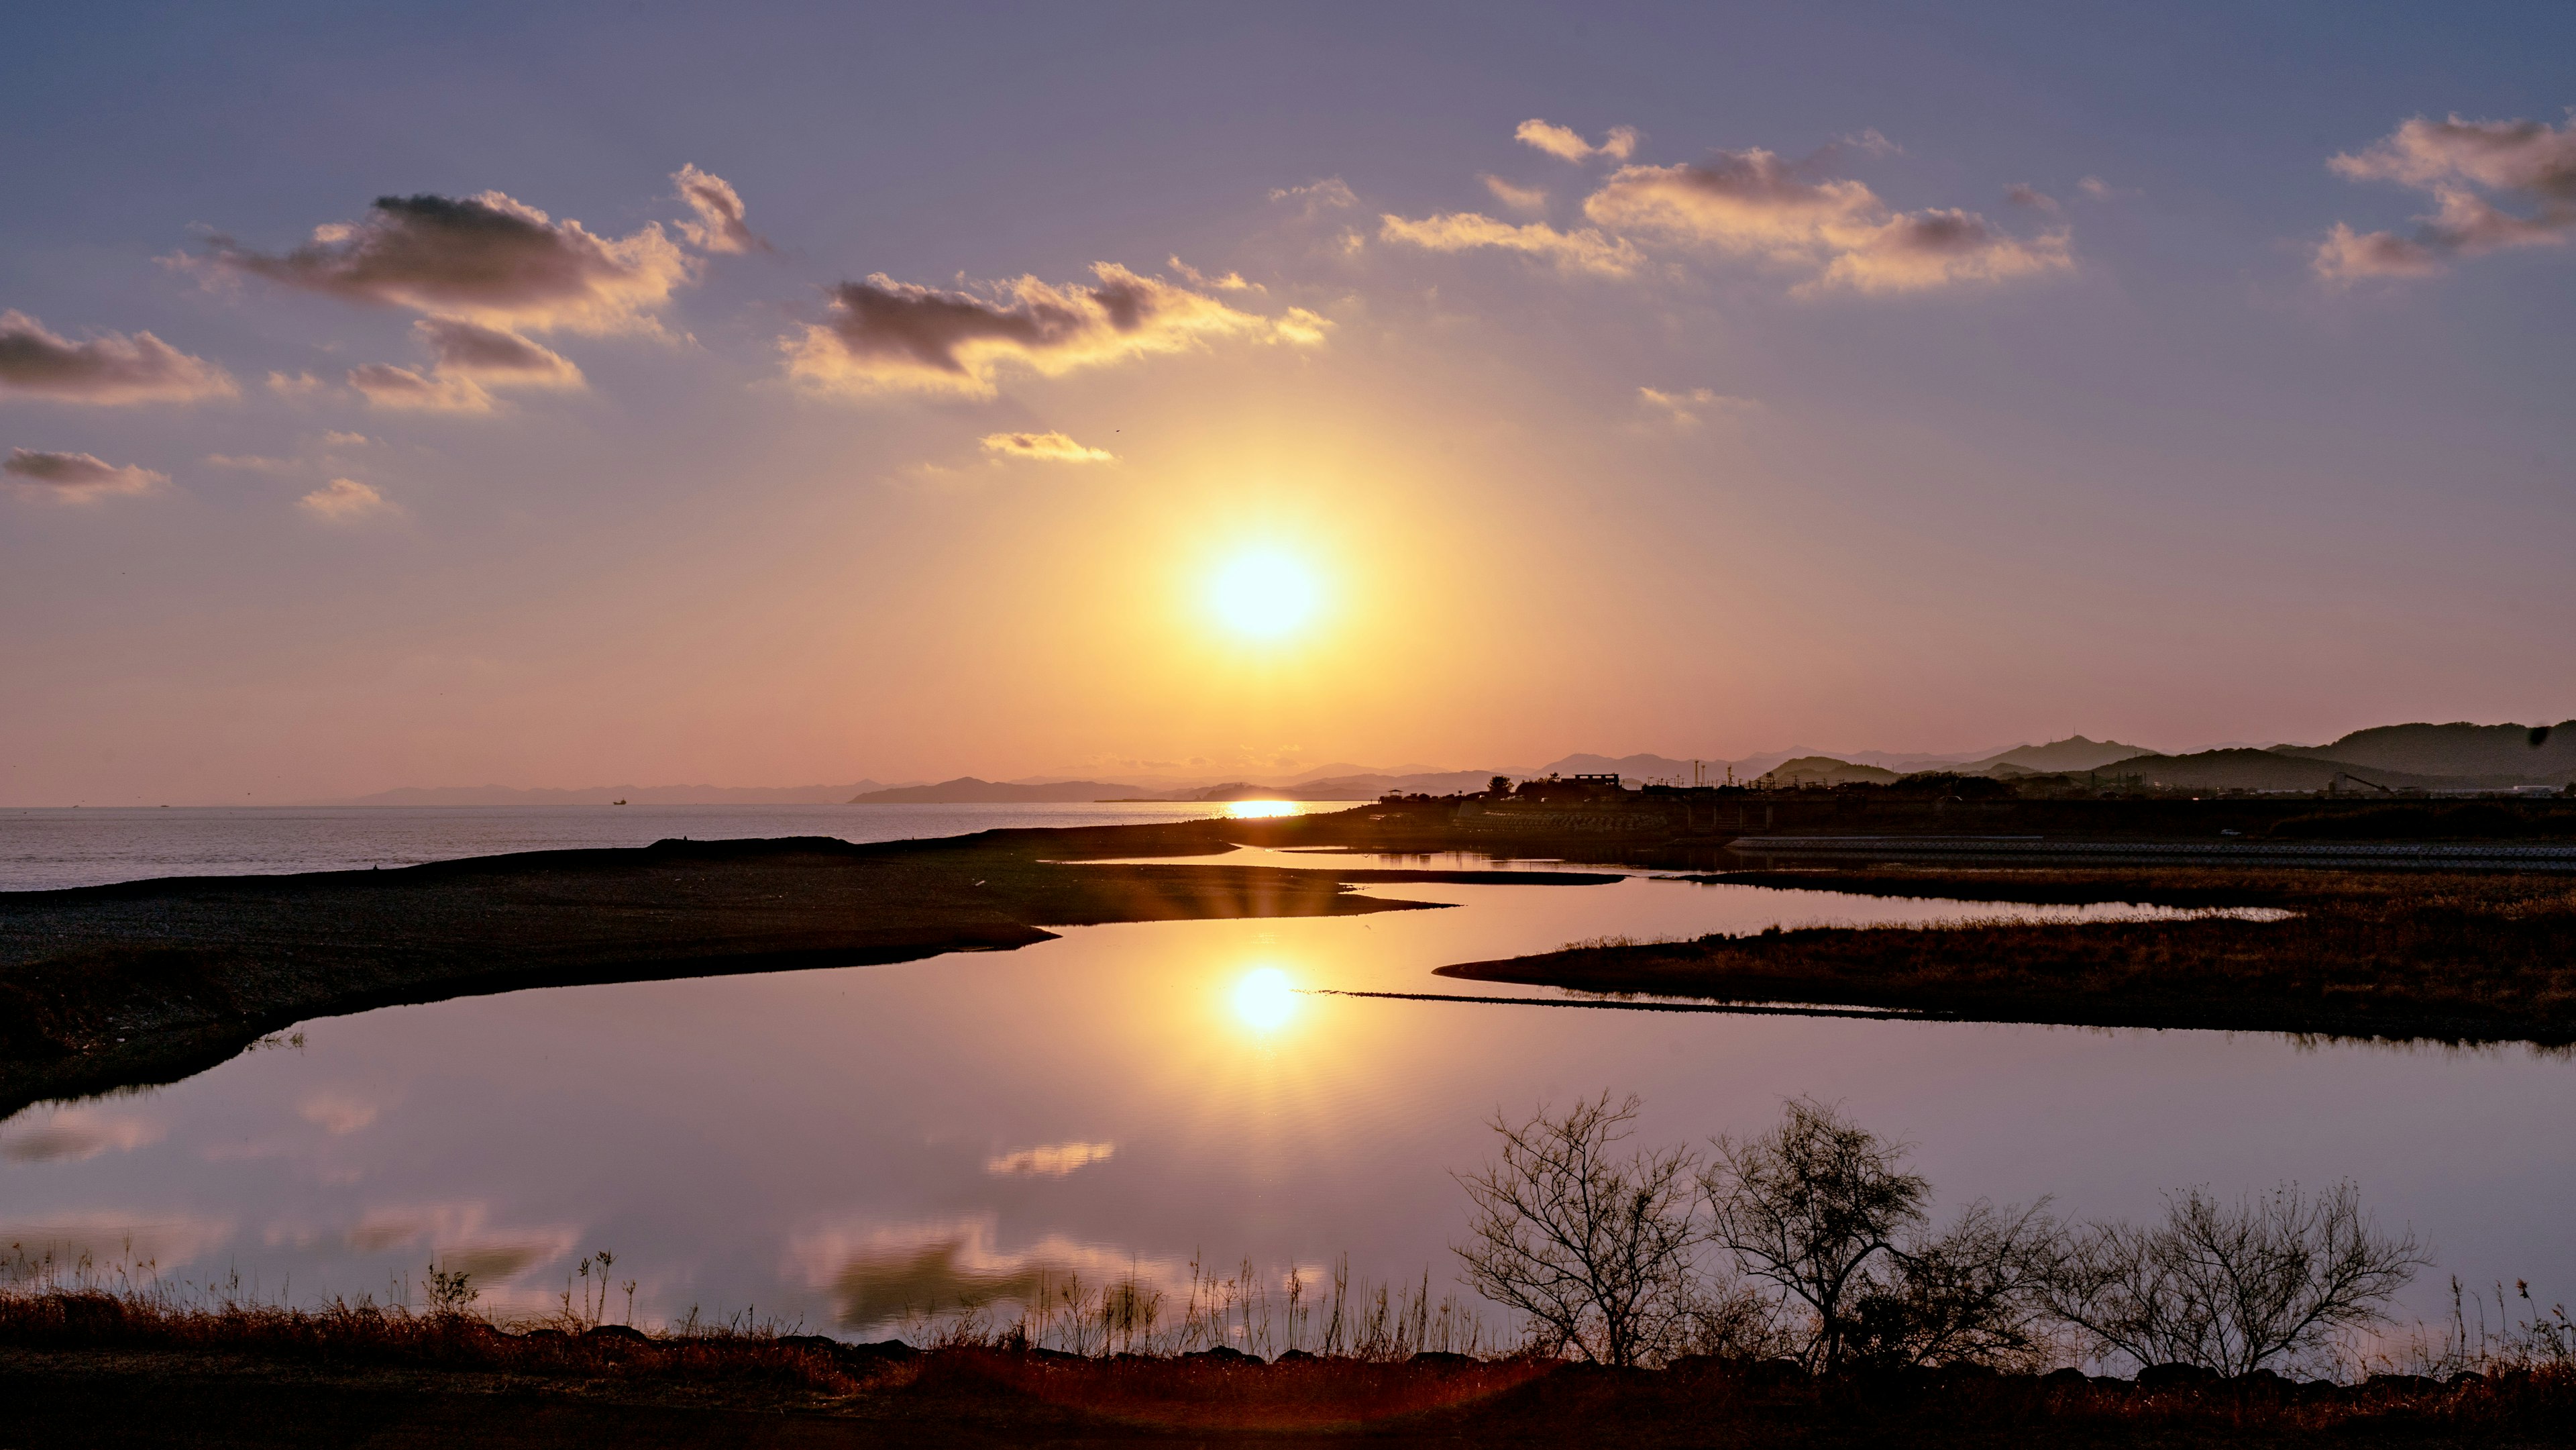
[1846,1199,2058,1371]
[1454,1092,1702,1367]
[2036,1182,2428,1376]
[1701,1098,1932,1371]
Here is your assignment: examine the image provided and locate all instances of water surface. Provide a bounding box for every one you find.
[3,862,2563,1341]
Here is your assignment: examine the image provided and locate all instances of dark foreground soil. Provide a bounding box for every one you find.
[5,1343,2569,1449]
[0,818,1615,1117]
[1440,866,2576,1044]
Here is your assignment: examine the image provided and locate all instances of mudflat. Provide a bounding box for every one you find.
[0,818,1614,1115]
[1440,866,2576,1044]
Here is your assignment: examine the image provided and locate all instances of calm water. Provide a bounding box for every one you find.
[2,845,2565,1343]
[0,802,1360,892]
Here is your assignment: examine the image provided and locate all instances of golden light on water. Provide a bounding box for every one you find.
[1230,966,1299,1033]
[1206,549,1320,639]
[1223,798,1299,819]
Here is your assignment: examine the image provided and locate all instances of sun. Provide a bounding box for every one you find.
[1230,966,1299,1033]
[1206,550,1321,639]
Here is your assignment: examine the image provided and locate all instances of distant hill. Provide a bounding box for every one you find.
[2281,721,2576,780]
[851,778,1150,804]
[1760,756,1902,787]
[337,782,888,807]
[1960,735,2153,775]
[2082,749,2532,792]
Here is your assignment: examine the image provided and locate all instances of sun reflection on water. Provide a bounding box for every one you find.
[1230,966,1299,1034]
[1222,798,1300,819]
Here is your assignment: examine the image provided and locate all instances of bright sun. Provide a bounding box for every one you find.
[1231,966,1298,1033]
[1207,550,1320,639]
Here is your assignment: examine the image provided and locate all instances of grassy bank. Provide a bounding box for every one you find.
[3,1288,2569,1447]
[1441,868,2576,1043]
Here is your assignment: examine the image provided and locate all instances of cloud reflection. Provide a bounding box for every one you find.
[1,1108,164,1163]
[789,1215,1172,1330]
[985,1141,1116,1176]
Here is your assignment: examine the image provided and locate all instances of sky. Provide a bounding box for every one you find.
[3,1,2573,805]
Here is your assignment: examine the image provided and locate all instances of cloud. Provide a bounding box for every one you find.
[297,476,394,520]
[1375,211,1645,277]
[345,364,491,413]
[671,163,767,254]
[2316,114,2576,280]
[319,430,370,447]
[268,370,328,398]
[979,430,1114,463]
[1269,176,1357,214]
[1581,148,2070,293]
[4,448,167,501]
[346,319,582,412]
[189,190,696,334]
[2078,176,2123,201]
[1481,174,1550,214]
[2005,183,2061,213]
[0,309,235,404]
[1167,256,1254,291]
[1638,386,1758,427]
[1515,119,1640,163]
[783,262,1323,399]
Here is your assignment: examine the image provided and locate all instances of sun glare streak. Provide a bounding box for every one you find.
[1230,966,1298,1034]
[1207,550,1320,639]
[1223,798,1299,818]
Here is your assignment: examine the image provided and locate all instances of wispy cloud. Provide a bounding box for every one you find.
[1480,174,1550,215]
[1376,212,1644,277]
[0,309,235,404]
[784,262,1325,399]
[1637,386,1758,427]
[1515,118,1640,163]
[4,448,167,501]
[2316,113,2576,281]
[1269,177,1358,216]
[979,430,1114,463]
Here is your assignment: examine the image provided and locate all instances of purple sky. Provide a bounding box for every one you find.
[3,2,2572,802]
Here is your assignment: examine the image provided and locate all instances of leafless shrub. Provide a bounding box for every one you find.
[1454,1092,1702,1366]
[1701,1097,1939,1371]
[1844,1199,2058,1371]
[2035,1182,2426,1376]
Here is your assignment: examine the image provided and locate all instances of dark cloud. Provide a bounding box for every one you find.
[784,262,1324,397]
[0,310,235,404]
[2318,114,2576,280]
[3,448,168,501]
[190,191,694,333]
[415,318,582,381]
